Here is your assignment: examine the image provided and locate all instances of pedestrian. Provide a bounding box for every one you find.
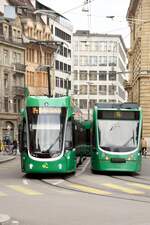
[12,140,17,150]
[0,139,4,152]
[142,137,147,156]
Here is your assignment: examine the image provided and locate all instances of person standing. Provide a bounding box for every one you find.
[142,137,147,156]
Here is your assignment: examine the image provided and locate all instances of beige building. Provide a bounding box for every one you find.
[126,0,150,142]
[0,16,25,142]
[5,0,55,96]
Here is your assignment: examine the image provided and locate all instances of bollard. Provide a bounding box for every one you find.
[0,214,10,225]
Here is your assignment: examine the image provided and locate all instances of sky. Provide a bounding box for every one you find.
[38,0,131,48]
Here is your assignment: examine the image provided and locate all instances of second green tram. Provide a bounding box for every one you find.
[91,103,142,172]
[19,95,90,174]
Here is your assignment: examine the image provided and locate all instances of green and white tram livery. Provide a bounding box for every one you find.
[91,103,142,172]
[19,95,90,174]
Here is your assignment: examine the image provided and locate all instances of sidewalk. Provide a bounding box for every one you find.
[0,152,16,163]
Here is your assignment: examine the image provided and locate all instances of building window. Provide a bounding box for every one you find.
[89,71,97,80]
[4,74,8,89]
[79,70,88,80]
[108,99,116,103]
[60,62,63,71]
[79,41,89,51]
[80,56,88,66]
[99,99,107,103]
[4,97,9,112]
[74,70,78,80]
[74,55,78,66]
[89,85,97,95]
[80,99,87,109]
[60,78,63,88]
[99,85,107,95]
[79,85,87,95]
[74,85,79,94]
[99,71,107,80]
[89,99,97,108]
[3,49,9,65]
[109,85,116,95]
[55,60,59,70]
[109,56,117,66]
[99,41,107,52]
[64,47,67,57]
[12,52,21,64]
[99,56,107,66]
[56,77,59,87]
[109,71,116,80]
[89,56,97,66]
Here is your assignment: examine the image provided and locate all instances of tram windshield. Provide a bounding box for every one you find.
[97,110,140,152]
[27,107,66,158]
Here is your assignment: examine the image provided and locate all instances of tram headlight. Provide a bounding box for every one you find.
[105,156,109,161]
[128,154,133,161]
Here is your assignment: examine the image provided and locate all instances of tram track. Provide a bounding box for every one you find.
[36,173,150,204]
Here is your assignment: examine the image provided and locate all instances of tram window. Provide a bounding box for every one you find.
[98,111,139,120]
[23,120,27,150]
[65,119,73,149]
[19,120,27,152]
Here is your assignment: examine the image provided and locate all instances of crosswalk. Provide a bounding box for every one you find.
[0,181,150,197]
[68,182,150,196]
[0,185,43,197]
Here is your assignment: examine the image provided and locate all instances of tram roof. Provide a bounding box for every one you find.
[95,102,140,110]
[26,95,72,107]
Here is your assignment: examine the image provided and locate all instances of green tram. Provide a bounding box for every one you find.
[19,95,90,174]
[91,103,142,172]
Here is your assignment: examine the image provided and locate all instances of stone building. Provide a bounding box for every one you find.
[0,16,25,142]
[5,0,54,96]
[126,0,150,142]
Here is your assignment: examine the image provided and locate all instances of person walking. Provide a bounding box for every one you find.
[0,139,4,152]
[142,137,147,157]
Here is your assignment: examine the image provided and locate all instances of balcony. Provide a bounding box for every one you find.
[13,63,26,74]
[13,86,25,96]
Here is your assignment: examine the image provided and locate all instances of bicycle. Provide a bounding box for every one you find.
[3,145,17,156]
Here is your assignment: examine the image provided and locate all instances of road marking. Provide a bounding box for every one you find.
[0,191,7,197]
[69,184,111,195]
[75,158,90,176]
[7,185,43,196]
[102,183,144,195]
[22,179,28,185]
[52,180,64,185]
[127,182,150,190]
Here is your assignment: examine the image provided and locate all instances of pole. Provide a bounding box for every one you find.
[47,66,51,97]
[87,82,90,120]
[66,78,69,96]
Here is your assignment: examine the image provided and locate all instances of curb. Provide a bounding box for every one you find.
[0,156,16,164]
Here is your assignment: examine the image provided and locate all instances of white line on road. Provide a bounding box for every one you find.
[22,179,29,185]
[52,180,65,185]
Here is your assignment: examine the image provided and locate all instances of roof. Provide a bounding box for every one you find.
[36,0,69,21]
[73,30,127,53]
[95,102,139,109]
[7,0,34,8]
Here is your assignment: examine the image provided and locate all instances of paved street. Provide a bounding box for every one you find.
[0,156,150,225]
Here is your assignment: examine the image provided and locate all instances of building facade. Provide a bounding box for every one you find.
[126,0,150,142]
[0,16,25,142]
[35,0,73,97]
[73,30,127,119]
